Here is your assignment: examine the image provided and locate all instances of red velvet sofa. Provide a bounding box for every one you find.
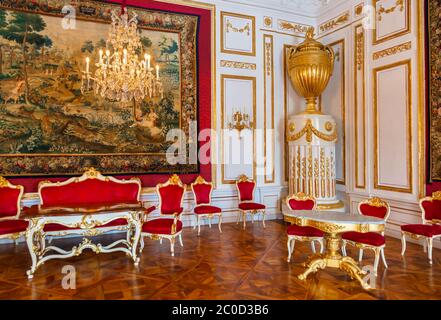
[21,168,156,237]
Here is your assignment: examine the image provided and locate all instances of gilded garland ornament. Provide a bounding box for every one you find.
[287,27,334,114]
[287,119,337,143]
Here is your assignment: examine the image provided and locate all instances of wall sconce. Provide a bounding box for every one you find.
[228,110,254,134]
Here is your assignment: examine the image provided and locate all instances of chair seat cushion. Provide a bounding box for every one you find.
[401,224,441,237]
[142,218,183,235]
[0,219,29,235]
[239,202,266,210]
[342,231,385,247]
[287,225,324,237]
[194,205,222,214]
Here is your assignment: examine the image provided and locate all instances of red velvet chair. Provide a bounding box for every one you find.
[401,192,441,264]
[342,197,390,275]
[235,175,266,229]
[0,177,25,243]
[140,174,185,256]
[285,192,324,262]
[191,176,222,236]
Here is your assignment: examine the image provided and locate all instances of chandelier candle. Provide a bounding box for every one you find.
[81,7,164,121]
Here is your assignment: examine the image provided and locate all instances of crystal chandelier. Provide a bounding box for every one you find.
[81,5,163,121]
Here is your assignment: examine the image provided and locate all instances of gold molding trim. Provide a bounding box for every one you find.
[278,19,311,36]
[321,39,346,185]
[373,59,413,193]
[221,74,256,184]
[373,41,412,60]
[316,200,345,210]
[319,11,350,34]
[373,0,410,45]
[354,24,366,189]
[416,0,426,198]
[220,11,256,57]
[260,28,306,38]
[263,34,275,184]
[220,60,256,70]
[284,44,295,182]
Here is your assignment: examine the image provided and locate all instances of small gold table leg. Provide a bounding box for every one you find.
[297,233,371,289]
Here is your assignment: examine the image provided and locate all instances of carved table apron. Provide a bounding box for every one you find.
[21,204,144,279]
[282,203,385,289]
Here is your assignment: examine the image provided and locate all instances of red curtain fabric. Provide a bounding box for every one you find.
[7,0,213,193]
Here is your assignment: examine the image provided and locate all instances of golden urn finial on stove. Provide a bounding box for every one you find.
[287,27,335,114]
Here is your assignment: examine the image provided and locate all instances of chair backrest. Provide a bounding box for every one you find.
[358,197,390,221]
[0,177,24,219]
[191,176,213,206]
[157,174,186,215]
[419,191,441,224]
[286,192,316,210]
[235,175,255,202]
[38,168,141,207]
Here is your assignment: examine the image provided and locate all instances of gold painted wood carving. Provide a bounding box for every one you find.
[278,20,311,35]
[354,3,365,17]
[287,119,337,143]
[264,16,273,28]
[377,0,404,20]
[373,0,410,45]
[226,20,251,35]
[221,12,256,56]
[0,176,9,188]
[319,12,350,33]
[220,60,256,70]
[373,41,412,60]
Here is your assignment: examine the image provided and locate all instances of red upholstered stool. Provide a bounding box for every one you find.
[0,177,26,243]
[191,176,222,236]
[401,192,441,264]
[140,175,185,257]
[235,175,266,230]
[285,193,324,262]
[341,197,390,275]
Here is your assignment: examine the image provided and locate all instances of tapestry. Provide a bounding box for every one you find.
[428,0,441,181]
[0,0,199,176]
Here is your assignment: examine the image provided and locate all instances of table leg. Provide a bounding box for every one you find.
[297,233,371,289]
[130,212,142,266]
[25,219,41,279]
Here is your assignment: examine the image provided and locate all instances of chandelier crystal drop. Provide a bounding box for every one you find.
[81,8,163,103]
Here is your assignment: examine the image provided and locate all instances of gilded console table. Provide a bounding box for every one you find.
[282,203,385,289]
[21,203,144,279]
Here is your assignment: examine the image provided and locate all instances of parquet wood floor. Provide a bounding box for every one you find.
[0,220,440,300]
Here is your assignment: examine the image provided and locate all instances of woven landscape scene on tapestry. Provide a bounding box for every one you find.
[428,0,441,181]
[0,0,199,176]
